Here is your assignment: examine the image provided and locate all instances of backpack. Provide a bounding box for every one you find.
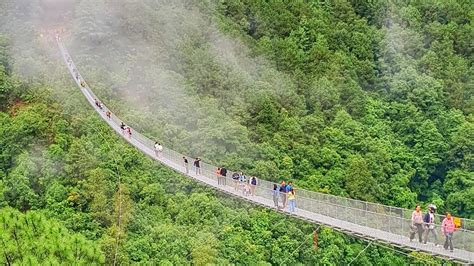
[423,213,430,224]
[232,173,240,180]
[251,177,257,185]
[453,217,462,228]
[280,185,286,192]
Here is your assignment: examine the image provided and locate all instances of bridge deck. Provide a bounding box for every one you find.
[56,37,473,264]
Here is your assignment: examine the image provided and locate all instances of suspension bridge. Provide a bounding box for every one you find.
[56,36,474,264]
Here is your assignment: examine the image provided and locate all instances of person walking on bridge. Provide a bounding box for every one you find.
[243,182,251,196]
[280,181,287,209]
[183,156,189,174]
[94,99,103,110]
[216,167,222,185]
[249,176,258,196]
[423,204,438,246]
[288,188,296,212]
[194,158,201,175]
[441,212,456,252]
[272,184,280,209]
[239,173,247,193]
[410,205,424,243]
[154,142,163,158]
[232,172,240,190]
[120,122,126,134]
[220,167,227,185]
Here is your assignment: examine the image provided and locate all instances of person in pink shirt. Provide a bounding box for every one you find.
[441,212,456,252]
[410,205,424,243]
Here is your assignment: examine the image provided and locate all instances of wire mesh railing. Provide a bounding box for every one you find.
[57,36,474,262]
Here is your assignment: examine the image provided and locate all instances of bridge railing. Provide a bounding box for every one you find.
[130,134,474,253]
[58,38,474,257]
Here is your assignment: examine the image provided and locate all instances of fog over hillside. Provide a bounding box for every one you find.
[1,0,299,160]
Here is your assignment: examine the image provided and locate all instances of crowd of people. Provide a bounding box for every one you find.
[225,171,258,196]
[67,49,127,141]
[410,204,459,252]
[272,181,296,212]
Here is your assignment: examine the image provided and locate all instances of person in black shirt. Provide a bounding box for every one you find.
[193,158,201,175]
[183,156,189,174]
[220,167,227,185]
[120,122,126,134]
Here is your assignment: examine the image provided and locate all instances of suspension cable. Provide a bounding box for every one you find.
[279,226,321,266]
[348,242,372,265]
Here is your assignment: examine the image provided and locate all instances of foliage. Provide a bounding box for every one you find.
[0,65,442,265]
[0,207,104,264]
[0,0,472,264]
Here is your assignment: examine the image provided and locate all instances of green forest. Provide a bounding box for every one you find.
[0,0,472,264]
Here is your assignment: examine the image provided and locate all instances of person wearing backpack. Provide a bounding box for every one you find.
[249,176,258,196]
[232,172,240,190]
[220,167,227,186]
[193,158,201,175]
[423,204,438,246]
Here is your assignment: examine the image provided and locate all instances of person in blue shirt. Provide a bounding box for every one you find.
[286,181,293,193]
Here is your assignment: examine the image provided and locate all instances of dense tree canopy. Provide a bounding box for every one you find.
[0,207,104,264]
[0,0,472,264]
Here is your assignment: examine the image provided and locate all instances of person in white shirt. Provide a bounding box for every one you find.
[154,142,163,157]
[423,204,438,246]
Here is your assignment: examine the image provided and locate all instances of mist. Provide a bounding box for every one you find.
[0,0,300,163]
